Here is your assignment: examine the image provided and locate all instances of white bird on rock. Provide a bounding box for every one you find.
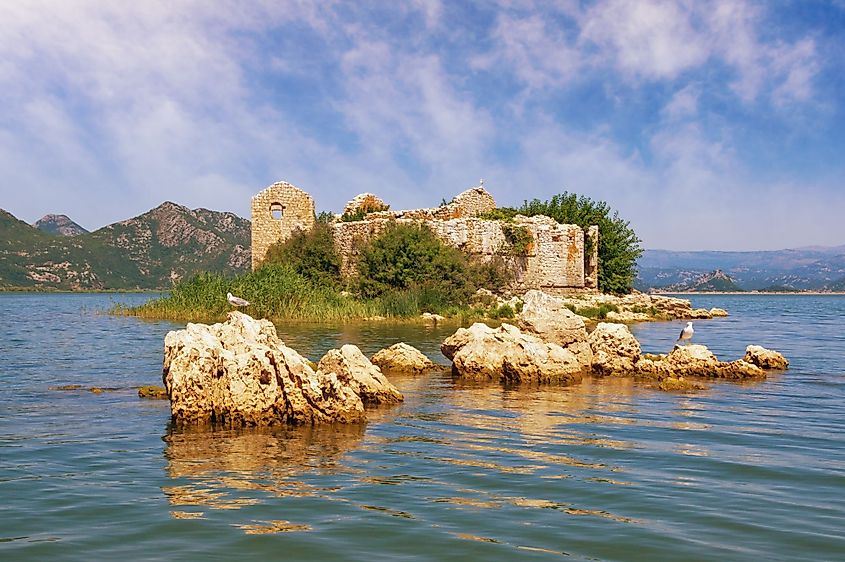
[227,292,250,307]
[676,321,694,345]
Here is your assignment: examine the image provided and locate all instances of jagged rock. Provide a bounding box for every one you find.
[588,322,641,375]
[371,343,436,374]
[709,307,729,317]
[316,345,404,404]
[163,312,401,426]
[743,345,789,369]
[635,344,765,380]
[517,290,592,368]
[442,322,583,384]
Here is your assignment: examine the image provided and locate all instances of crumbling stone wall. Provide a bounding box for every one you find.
[251,181,595,291]
[251,181,315,270]
[332,215,586,291]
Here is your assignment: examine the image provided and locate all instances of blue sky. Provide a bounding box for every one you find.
[1,0,843,250]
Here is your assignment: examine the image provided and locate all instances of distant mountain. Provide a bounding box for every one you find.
[33,214,89,237]
[637,246,845,291]
[658,270,743,292]
[0,203,250,290]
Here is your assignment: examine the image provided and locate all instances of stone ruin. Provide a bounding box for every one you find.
[251,181,599,293]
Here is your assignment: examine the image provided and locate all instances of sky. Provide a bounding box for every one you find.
[1,1,843,251]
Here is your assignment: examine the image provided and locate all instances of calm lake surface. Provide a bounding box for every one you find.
[1,293,844,561]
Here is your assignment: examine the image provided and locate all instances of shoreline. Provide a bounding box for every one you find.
[653,291,845,296]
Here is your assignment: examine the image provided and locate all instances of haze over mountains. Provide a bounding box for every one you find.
[636,246,845,292]
[1,203,249,290]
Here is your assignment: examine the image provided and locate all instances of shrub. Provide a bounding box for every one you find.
[356,223,511,304]
[263,221,341,288]
[501,223,533,256]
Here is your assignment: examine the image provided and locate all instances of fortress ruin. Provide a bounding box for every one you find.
[251,181,598,293]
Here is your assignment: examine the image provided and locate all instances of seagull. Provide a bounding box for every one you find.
[676,321,694,345]
[227,292,250,307]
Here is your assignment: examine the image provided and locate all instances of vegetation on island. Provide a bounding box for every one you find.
[480,192,643,294]
[123,221,516,322]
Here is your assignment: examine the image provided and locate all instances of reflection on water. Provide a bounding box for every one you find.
[3,293,845,561]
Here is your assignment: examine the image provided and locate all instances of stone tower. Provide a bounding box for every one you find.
[251,181,316,270]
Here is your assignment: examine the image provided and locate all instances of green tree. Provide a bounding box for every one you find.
[510,193,642,294]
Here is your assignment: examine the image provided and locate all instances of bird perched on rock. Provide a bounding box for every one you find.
[227,292,250,307]
[676,321,694,345]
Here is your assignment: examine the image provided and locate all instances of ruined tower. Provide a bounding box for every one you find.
[250,181,315,270]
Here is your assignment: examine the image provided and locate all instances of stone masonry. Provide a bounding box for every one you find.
[251,181,316,270]
[251,182,597,292]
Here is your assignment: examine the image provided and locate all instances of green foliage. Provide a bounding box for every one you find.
[494,193,642,294]
[340,202,390,222]
[263,222,341,287]
[501,224,533,256]
[478,208,520,222]
[356,223,511,305]
[316,211,336,224]
[571,303,619,320]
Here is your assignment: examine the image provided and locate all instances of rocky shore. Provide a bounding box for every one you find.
[160,291,786,427]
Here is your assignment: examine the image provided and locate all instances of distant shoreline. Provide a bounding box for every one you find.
[653,291,845,296]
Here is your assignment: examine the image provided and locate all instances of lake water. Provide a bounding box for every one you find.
[1,293,844,561]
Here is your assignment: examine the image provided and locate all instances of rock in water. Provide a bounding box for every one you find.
[588,322,642,375]
[743,345,789,370]
[441,322,583,384]
[517,290,593,369]
[163,312,402,426]
[371,343,436,374]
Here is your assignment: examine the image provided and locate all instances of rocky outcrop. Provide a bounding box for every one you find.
[517,289,592,368]
[743,345,789,370]
[588,322,641,375]
[555,291,727,322]
[635,345,765,380]
[342,193,389,217]
[316,345,404,404]
[163,312,401,426]
[441,323,583,384]
[371,343,436,374]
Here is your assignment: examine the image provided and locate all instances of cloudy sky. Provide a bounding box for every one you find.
[1,1,843,250]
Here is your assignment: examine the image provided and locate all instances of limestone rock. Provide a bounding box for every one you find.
[709,307,729,317]
[371,342,436,374]
[421,312,446,324]
[443,322,583,384]
[517,290,592,367]
[163,312,401,426]
[316,344,403,405]
[743,345,789,370]
[635,344,765,380]
[138,385,167,399]
[656,377,706,392]
[588,322,641,375]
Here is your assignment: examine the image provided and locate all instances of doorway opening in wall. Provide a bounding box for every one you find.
[270,203,284,220]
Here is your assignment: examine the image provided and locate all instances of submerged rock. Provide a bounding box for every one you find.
[163,312,402,426]
[371,343,436,374]
[138,385,167,399]
[441,322,583,384]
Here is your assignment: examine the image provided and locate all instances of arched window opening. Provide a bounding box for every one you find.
[270,202,284,220]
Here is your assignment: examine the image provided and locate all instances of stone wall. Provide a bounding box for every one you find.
[251,181,315,270]
[251,181,596,292]
[332,215,586,291]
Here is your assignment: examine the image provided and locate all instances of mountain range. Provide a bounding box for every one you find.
[636,246,845,291]
[0,203,250,290]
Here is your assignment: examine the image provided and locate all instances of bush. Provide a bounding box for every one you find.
[508,193,642,294]
[263,221,341,288]
[356,223,511,304]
